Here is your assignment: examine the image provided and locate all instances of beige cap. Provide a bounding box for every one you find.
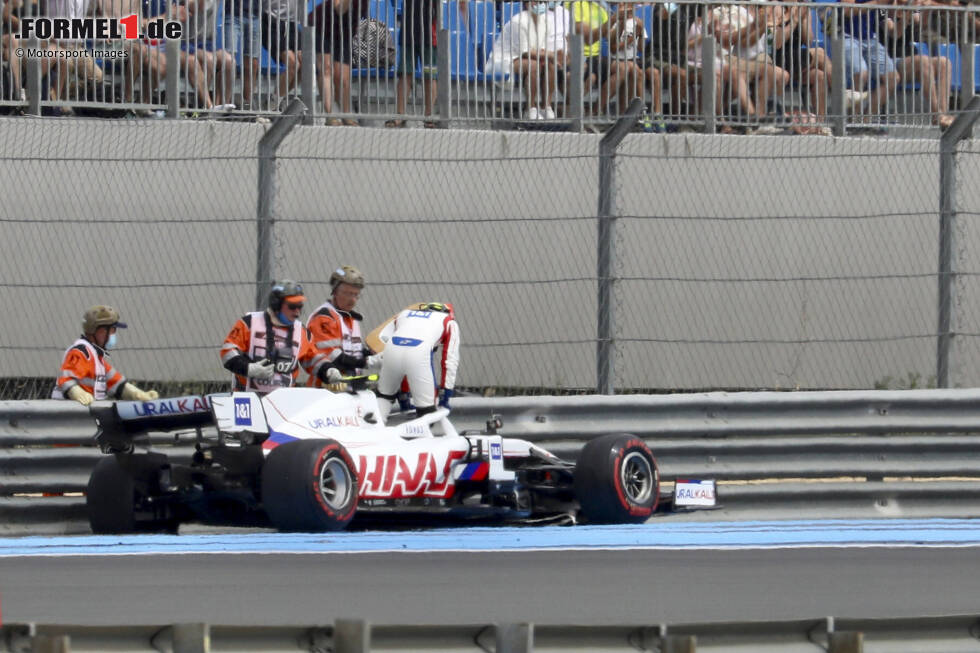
[82,305,127,334]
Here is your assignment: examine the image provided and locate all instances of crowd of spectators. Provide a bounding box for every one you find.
[0,0,974,131]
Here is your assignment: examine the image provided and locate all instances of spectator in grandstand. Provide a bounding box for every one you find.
[484,0,571,120]
[221,280,341,393]
[306,265,381,384]
[385,0,441,127]
[769,1,832,124]
[838,0,901,119]
[916,0,979,45]
[375,302,460,422]
[177,0,238,109]
[95,0,168,111]
[1,0,65,107]
[222,0,261,109]
[567,0,637,117]
[310,0,368,125]
[882,2,954,129]
[260,0,306,110]
[53,305,160,406]
[644,2,725,126]
[686,10,755,131]
[608,2,661,127]
[711,0,791,119]
[42,0,105,109]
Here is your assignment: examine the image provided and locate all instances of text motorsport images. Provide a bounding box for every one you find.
[19,15,182,41]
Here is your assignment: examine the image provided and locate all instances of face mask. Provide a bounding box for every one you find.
[106,333,117,350]
[278,311,294,326]
[530,2,548,14]
[546,1,556,7]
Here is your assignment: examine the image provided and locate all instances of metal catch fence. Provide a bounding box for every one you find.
[1,0,978,133]
[2,113,980,397]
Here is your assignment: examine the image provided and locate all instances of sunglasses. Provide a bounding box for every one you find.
[285,303,304,311]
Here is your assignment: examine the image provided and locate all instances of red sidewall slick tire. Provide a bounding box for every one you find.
[261,439,359,532]
[574,433,659,524]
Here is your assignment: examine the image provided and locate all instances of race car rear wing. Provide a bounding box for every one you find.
[90,395,215,452]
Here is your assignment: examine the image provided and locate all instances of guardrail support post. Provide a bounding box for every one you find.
[496,622,533,653]
[662,634,697,653]
[937,95,980,387]
[334,618,371,653]
[32,635,71,653]
[257,99,307,310]
[172,622,210,653]
[828,631,863,653]
[597,98,644,394]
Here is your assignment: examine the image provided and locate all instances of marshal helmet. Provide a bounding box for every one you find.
[268,279,306,311]
[82,305,127,334]
[330,265,365,293]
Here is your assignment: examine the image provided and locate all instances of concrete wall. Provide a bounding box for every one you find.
[1,116,976,391]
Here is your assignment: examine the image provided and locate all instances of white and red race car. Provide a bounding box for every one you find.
[86,383,665,533]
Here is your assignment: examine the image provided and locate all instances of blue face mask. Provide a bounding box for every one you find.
[106,333,117,350]
[530,2,548,14]
[278,311,294,326]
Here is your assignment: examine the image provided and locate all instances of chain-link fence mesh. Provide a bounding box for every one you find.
[1,114,978,399]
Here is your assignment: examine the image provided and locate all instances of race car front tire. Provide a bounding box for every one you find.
[574,433,659,524]
[261,439,359,532]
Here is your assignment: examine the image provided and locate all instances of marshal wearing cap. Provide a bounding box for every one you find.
[82,305,127,334]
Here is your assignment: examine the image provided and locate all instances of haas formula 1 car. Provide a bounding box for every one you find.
[86,383,669,533]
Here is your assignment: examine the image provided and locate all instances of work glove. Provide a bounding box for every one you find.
[325,366,344,383]
[121,383,160,402]
[65,385,94,406]
[247,359,275,380]
[366,352,383,371]
[438,388,454,410]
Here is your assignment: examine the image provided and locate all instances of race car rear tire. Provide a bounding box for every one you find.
[87,456,136,534]
[87,454,176,534]
[261,439,359,532]
[574,433,659,524]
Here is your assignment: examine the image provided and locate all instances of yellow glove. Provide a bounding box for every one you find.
[65,385,94,406]
[121,383,160,402]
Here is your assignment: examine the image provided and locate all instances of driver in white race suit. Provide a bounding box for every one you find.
[376,302,460,422]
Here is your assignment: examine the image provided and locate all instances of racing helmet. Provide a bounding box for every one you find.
[330,265,365,293]
[421,302,455,320]
[268,279,306,311]
[82,305,127,334]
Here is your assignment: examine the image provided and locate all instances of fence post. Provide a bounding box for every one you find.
[701,35,716,134]
[24,38,41,116]
[301,27,316,125]
[597,98,643,395]
[437,27,451,127]
[961,13,975,139]
[829,7,845,136]
[937,95,980,387]
[567,33,584,133]
[256,99,307,310]
[166,39,180,118]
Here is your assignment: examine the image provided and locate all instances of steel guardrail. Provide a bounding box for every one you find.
[3,614,980,652]
[3,389,980,534]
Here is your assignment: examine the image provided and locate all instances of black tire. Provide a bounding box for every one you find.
[87,456,137,534]
[574,433,659,524]
[261,439,359,532]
